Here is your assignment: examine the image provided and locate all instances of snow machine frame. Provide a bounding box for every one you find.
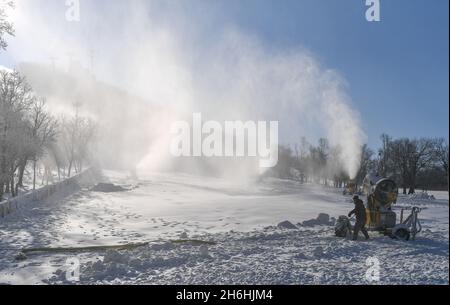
[360,174,424,241]
[390,206,425,241]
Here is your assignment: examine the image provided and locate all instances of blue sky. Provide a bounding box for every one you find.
[1,0,448,149]
[169,0,449,149]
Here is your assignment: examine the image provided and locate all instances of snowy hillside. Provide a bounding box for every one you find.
[0,170,448,285]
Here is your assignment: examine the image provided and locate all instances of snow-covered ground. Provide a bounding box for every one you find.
[0,170,448,285]
[0,168,82,202]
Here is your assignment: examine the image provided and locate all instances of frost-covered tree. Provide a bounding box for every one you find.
[0,70,34,199]
[0,0,14,51]
[0,70,59,199]
[17,98,58,190]
[60,110,96,178]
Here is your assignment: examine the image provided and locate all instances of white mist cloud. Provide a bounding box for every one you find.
[3,0,366,178]
[134,27,366,178]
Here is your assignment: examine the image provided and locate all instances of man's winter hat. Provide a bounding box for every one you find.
[353,195,359,201]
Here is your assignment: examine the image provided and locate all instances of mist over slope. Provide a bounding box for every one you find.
[18,62,164,171]
[9,1,367,178]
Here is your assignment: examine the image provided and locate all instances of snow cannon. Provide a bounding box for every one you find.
[363,174,398,208]
[361,173,423,240]
[362,174,398,231]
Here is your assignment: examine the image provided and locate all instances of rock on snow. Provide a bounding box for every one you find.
[277,220,298,230]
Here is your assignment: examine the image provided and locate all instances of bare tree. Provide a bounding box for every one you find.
[436,138,449,178]
[47,141,66,182]
[298,137,310,183]
[0,70,34,199]
[406,138,439,194]
[60,111,96,178]
[327,145,348,188]
[60,114,77,178]
[389,138,438,194]
[0,70,59,198]
[377,133,392,177]
[74,117,96,173]
[355,144,374,184]
[316,138,329,184]
[16,98,58,191]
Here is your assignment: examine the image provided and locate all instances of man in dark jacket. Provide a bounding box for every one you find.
[348,196,370,241]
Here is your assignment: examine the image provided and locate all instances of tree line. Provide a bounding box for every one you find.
[269,137,349,188]
[0,2,96,201]
[375,134,448,193]
[0,70,96,201]
[270,135,449,193]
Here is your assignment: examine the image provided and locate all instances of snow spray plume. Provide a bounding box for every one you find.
[6,0,366,179]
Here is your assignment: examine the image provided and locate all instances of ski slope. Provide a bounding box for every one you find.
[0,170,448,285]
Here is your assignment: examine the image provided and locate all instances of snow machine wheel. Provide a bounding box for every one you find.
[392,228,410,241]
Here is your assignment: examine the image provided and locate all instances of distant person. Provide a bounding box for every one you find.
[348,195,370,241]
